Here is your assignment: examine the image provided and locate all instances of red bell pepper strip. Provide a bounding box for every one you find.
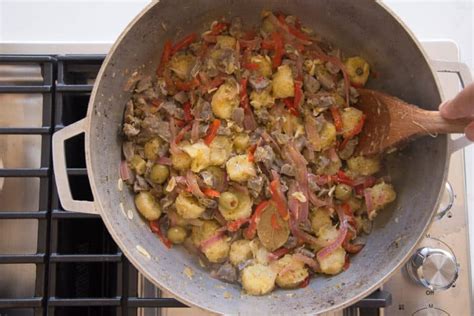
[276,14,312,42]
[183,102,193,122]
[330,107,343,132]
[299,276,310,288]
[293,80,303,109]
[271,32,284,69]
[202,188,221,198]
[340,114,366,149]
[242,62,260,70]
[261,39,275,50]
[204,119,221,145]
[156,40,173,76]
[244,200,270,240]
[269,178,289,221]
[151,98,162,108]
[247,143,257,162]
[210,22,228,35]
[174,78,200,91]
[239,78,250,110]
[149,220,172,249]
[283,98,298,116]
[227,218,249,232]
[171,33,197,55]
[333,170,355,187]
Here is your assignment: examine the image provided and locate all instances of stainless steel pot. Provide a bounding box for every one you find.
[52,0,472,314]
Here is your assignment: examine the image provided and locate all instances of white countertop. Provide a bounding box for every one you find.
[0,0,473,68]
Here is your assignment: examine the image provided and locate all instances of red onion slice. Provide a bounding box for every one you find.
[316,226,348,261]
[119,160,131,181]
[186,170,205,198]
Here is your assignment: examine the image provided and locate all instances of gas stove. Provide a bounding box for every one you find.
[0,41,471,316]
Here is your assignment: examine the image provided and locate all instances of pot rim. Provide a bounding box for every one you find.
[84,0,448,313]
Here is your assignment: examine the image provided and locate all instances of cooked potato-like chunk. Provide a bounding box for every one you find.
[181,141,211,172]
[272,64,294,99]
[316,224,340,247]
[229,239,252,266]
[311,207,333,235]
[250,55,272,78]
[367,182,396,217]
[175,192,205,219]
[169,53,195,81]
[250,88,275,109]
[341,107,364,138]
[144,138,161,160]
[191,220,220,246]
[233,133,250,153]
[216,35,236,49]
[241,264,277,296]
[209,136,233,166]
[345,56,370,87]
[218,189,252,221]
[226,155,256,182]
[135,191,161,220]
[347,156,380,176]
[171,151,192,171]
[318,246,346,275]
[319,121,336,151]
[275,255,309,289]
[130,155,146,175]
[204,238,230,263]
[211,80,239,119]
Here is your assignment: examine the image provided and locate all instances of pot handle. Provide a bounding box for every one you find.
[431,59,473,153]
[52,118,97,214]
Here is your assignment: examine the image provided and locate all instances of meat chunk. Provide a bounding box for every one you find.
[254,145,275,169]
[141,117,171,142]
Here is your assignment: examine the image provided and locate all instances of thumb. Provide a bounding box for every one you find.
[439,82,474,119]
[466,121,474,141]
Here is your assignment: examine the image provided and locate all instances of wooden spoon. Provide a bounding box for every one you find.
[354,89,470,156]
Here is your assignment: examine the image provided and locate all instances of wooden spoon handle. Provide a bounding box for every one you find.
[414,110,471,134]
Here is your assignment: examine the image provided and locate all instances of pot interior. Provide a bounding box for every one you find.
[87,0,446,313]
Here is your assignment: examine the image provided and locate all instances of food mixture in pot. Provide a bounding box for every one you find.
[120,11,396,295]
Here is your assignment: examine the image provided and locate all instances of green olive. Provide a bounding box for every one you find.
[130,155,146,175]
[335,184,352,201]
[167,226,187,244]
[149,164,169,184]
[144,138,161,160]
[233,133,250,153]
[219,191,239,210]
[135,191,161,220]
[171,151,192,170]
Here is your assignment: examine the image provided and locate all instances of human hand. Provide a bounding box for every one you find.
[440,82,474,141]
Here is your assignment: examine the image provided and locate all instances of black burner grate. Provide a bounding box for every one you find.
[0,54,391,316]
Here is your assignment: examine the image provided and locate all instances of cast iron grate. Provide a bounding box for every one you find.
[0,54,391,316]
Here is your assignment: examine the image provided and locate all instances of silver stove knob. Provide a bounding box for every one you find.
[406,247,458,291]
